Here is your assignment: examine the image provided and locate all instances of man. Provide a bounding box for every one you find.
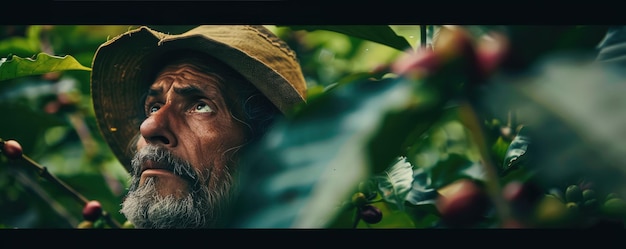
[90,25,307,228]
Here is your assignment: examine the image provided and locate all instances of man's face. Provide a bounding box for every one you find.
[120,62,247,228]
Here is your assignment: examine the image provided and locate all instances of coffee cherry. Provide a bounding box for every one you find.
[2,139,23,159]
[502,181,543,217]
[475,31,509,79]
[547,188,565,203]
[77,220,93,229]
[359,204,383,224]
[432,25,474,65]
[93,218,105,229]
[82,200,103,222]
[533,194,570,227]
[391,48,439,80]
[582,189,596,201]
[566,202,579,214]
[436,179,490,227]
[582,198,599,211]
[565,185,582,204]
[351,192,368,208]
[606,193,619,201]
[122,220,135,229]
[602,198,626,218]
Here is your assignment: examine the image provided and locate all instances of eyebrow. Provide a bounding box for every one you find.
[146,85,206,98]
[174,85,205,97]
[147,88,162,97]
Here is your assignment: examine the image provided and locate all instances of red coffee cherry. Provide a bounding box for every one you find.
[436,179,490,228]
[82,200,103,222]
[2,140,23,159]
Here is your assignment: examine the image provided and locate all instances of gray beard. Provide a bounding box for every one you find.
[120,144,235,228]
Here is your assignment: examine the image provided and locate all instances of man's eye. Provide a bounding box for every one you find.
[193,102,214,113]
[146,104,161,115]
[150,106,160,113]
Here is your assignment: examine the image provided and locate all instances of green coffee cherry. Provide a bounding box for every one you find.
[566,202,579,214]
[93,218,105,229]
[565,185,582,203]
[583,198,599,210]
[351,192,368,207]
[122,220,135,229]
[602,198,626,217]
[77,220,93,229]
[606,193,619,201]
[548,188,565,203]
[582,189,596,201]
[534,194,569,226]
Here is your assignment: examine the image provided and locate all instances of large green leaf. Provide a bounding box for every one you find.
[288,25,413,52]
[229,75,436,228]
[0,53,91,82]
[480,53,626,195]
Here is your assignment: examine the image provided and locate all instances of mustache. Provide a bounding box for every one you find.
[130,144,201,185]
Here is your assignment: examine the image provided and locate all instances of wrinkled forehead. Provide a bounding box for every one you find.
[155,62,225,87]
[154,52,242,81]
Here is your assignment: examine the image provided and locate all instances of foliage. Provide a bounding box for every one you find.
[2,24,626,229]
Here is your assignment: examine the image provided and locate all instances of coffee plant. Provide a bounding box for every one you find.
[2,25,626,229]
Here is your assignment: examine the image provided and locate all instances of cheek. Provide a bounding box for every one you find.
[187,123,246,166]
[136,136,147,151]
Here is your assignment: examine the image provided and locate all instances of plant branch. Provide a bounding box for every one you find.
[457,100,511,225]
[17,153,122,228]
[11,168,79,227]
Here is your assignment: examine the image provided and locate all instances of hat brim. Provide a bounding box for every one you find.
[91,26,306,172]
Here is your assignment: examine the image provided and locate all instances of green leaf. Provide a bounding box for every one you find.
[0,26,42,58]
[502,127,530,174]
[481,53,626,195]
[405,167,438,206]
[429,153,476,189]
[288,25,412,52]
[492,136,511,169]
[0,53,91,82]
[230,76,437,228]
[375,157,414,210]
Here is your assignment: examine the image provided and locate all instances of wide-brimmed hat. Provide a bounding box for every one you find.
[91,25,307,172]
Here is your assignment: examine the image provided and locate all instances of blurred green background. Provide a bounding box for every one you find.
[0,25,422,228]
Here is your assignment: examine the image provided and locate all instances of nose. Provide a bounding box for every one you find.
[139,105,178,148]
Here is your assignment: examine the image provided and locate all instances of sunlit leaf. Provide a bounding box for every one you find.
[501,127,530,174]
[375,157,414,210]
[0,53,91,82]
[288,25,412,52]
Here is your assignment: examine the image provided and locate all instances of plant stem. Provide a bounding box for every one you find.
[351,209,361,228]
[19,153,122,228]
[12,168,79,227]
[457,100,511,226]
[420,25,427,49]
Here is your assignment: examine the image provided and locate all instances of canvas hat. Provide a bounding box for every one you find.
[91,25,307,172]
